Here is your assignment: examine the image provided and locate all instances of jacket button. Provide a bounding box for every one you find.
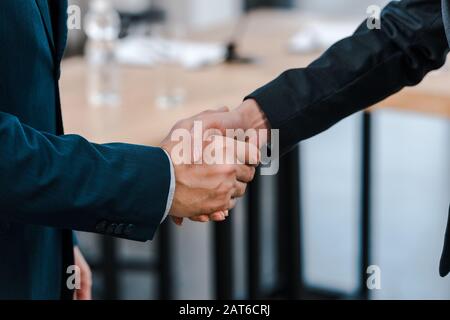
[114,224,126,235]
[124,224,135,236]
[106,223,118,235]
[95,220,108,233]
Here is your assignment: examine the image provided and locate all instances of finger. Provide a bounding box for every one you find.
[190,215,210,223]
[210,211,226,222]
[235,165,256,183]
[228,198,238,210]
[202,111,237,136]
[233,181,248,198]
[194,107,230,119]
[76,273,92,300]
[187,109,225,132]
[77,283,92,300]
[171,216,184,226]
[73,247,92,300]
[190,215,209,222]
[75,290,89,300]
[216,106,230,113]
[226,138,261,166]
[224,210,229,217]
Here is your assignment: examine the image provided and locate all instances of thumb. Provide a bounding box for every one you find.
[216,106,230,112]
[194,106,230,119]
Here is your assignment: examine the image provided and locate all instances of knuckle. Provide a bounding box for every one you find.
[206,204,219,214]
[223,186,234,198]
[221,164,235,175]
[175,119,190,129]
[220,205,229,212]
[225,181,235,193]
[241,183,248,195]
[200,109,214,115]
[217,181,233,196]
[214,199,229,212]
[248,166,256,180]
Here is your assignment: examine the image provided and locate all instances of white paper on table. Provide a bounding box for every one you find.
[289,20,360,54]
[116,36,227,70]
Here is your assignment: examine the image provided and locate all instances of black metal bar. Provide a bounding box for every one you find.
[276,146,302,299]
[214,214,234,300]
[158,220,172,300]
[101,237,119,300]
[247,169,261,299]
[360,111,372,300]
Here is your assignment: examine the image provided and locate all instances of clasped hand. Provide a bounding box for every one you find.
[160,107,260,225]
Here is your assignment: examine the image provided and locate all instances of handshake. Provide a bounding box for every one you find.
[160,99,271,225]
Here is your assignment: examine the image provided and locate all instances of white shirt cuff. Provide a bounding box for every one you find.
[161,149,176,223]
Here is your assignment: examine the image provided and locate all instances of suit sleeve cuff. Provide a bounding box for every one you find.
[161,149,175,223]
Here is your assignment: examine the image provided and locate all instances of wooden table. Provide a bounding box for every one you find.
[60,10,450,300]
[61,10,450,147]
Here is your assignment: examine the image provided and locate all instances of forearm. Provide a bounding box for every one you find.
[236,99,270,132]
[235,99,271,147]
[244,0,449,153]
[0,111,171,241]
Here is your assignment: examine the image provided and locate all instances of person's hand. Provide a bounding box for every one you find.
[167,103,270,225]
[194,100,270,149]
[234,99,270,145]
[171,210,229,225]
[192,100,270,223]
[162,135,259,218]
[73,246,92,300]
[160,109,260,222]
[167,108,232,225]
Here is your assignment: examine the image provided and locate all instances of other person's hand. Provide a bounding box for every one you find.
[160,109,260,223]
[73,246,92,300]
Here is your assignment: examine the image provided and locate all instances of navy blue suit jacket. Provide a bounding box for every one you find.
[0,0,171,299]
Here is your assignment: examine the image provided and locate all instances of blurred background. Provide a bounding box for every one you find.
[64,0,450,299]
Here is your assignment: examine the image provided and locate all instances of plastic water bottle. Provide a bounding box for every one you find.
[84,0,121,107]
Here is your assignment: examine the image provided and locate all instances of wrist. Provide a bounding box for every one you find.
[236,99,270,131]
[235,99,270,147]
[160,147,177,219]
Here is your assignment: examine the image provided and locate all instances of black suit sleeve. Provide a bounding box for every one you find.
[247,0,449,153]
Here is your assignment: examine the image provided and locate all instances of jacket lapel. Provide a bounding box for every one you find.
[35,0,56,53]
[443,0,450,47]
